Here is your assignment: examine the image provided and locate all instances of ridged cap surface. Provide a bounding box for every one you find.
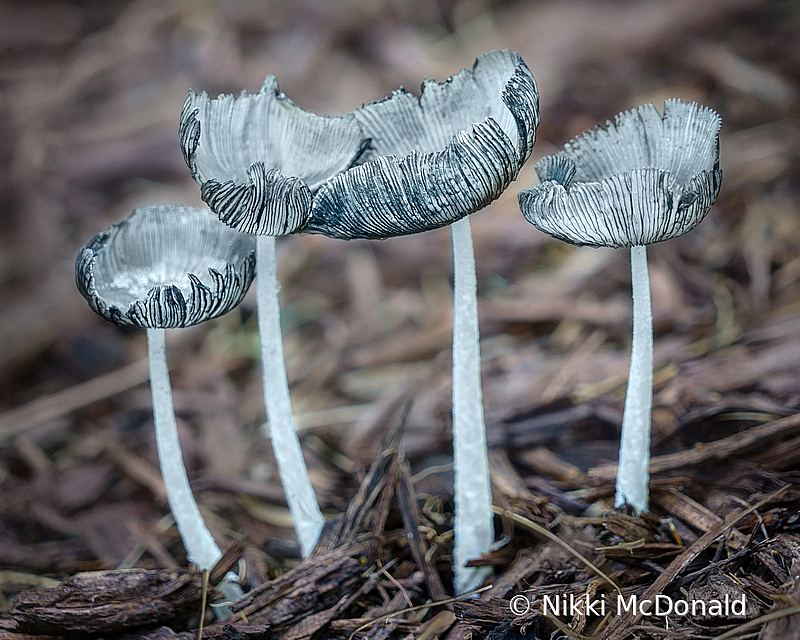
[519,100,721,248]
[76,205,256,328]
[180,77,368,236]
[307,49,540,239]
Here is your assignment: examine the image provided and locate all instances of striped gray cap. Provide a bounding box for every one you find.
[76,205,256,328]
[306,49,540,239]
[519,100,722,248]
[180,77,368,236]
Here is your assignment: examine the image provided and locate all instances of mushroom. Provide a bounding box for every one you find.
[308,49,539,593]
[76,204,255,596]
[180,80,369,557]
[518,99,722,513]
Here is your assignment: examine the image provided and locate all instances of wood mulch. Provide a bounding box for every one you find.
[1,414,798,639]
[1,0,800,638]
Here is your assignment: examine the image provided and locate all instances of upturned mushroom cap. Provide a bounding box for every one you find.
[306,49,539,239]
[518,99,722,248]
[180,77,369,236]
[76,205,256,328]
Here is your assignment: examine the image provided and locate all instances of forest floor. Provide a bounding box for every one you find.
[0,0,799,638]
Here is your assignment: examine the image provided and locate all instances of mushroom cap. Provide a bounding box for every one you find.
[518,99,722,248]
[180,77,368,236]
[76,205,256,328]
[306,49,540,239]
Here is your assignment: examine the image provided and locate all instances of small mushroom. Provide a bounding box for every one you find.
[518,99,722,513]
[314,50,539,594]
[76,204,255,594]
[180,79,370,557]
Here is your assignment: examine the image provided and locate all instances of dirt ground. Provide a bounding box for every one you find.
[0,0,799,638]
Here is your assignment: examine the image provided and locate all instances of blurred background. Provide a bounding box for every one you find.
[1,0,799,591]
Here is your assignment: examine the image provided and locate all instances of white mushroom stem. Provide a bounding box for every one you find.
[146,327,223,570]
[147,328,243,609]
[615,243,654,513]
[256,234,324,558]
[450,216,494,594]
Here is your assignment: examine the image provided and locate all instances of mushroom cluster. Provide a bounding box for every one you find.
[75,48,722,604]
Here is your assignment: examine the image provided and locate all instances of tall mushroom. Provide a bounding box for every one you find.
[76,204,255,595]
[518,99,722,513]
[306,50,539,593]
[180,80,369,557]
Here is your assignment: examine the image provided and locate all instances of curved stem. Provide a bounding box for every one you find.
[257,234,324,558]
[147,327,222,571]
[450,217,493,594]
[615,244,654,513]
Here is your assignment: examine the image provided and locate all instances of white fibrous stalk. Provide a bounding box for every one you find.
[615,244,654,513]
[450,217,494,594]
[147,327,223,570]
[147,328,243,609]
[257,234,324,557]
